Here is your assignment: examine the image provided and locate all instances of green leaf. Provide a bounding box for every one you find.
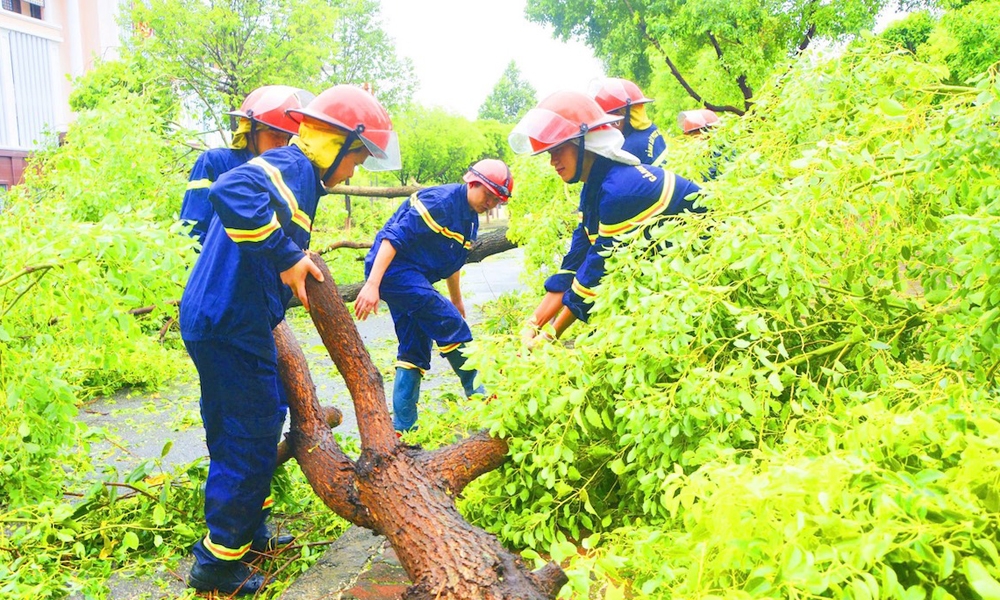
[879,97,906,116]
[122,531,140,551]
[964,557,1000,599]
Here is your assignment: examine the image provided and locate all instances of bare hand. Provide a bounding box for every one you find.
[354,281,381,320]
[526,330,554,352]
[452,298,466,319]
[281,255,324,312]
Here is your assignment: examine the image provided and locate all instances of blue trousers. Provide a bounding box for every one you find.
[378,266,473,371]
[184,339,287,565]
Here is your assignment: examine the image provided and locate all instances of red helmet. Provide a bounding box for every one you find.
[679,109,720,134]
[508,90,621,155]
[463,159,513,203]
[589,78,653,114]
[287,84,401,171]
[227,85,315,135]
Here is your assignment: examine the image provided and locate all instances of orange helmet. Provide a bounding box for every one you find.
[288,85,401,171]
[463,159,513,204]
[679,109,720,135]
[508,90,620,156]
[589,78,653,114]
[227,85,315,135]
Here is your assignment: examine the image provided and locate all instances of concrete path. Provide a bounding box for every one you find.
[76,247,526,599]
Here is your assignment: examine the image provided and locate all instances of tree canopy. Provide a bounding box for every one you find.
[129,0,413,135]
[526,0,931,115]
[478,61,538,123]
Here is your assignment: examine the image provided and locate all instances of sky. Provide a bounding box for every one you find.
[377,0,606,120]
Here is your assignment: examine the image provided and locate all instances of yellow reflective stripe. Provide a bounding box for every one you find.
[262,496,274,510]
[395,360,426,375]
[463,240,472,250]
[438,342,461,354]
[249,157,312,232]
[585,227,597,244]
[572,278,598,300]
[203,534,251,561]
[598,172,676,237]
[410,194,466,245]
[226,213,280,243]
[556,269,576,275]
[652,148,669,167]
[187,178,211,190]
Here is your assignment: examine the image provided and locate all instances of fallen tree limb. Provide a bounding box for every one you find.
[274,254,566,599]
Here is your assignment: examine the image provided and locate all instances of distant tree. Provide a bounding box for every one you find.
[320,0,417,112]
[921,0,1000,83]
[478,61,537,123]
[395,106,488,185]
[129,0,412,136]
[881,11,936,54]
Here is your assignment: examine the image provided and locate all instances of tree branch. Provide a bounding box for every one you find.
[418,431,509,495]
[621,0,745,116]
[707,31,754,110]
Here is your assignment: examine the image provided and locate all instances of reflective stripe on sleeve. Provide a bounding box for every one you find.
[187,178,212,190]
[225,213,280,243]
[249,157,313,232]
[598,172,676,237]
[410,194,467,246]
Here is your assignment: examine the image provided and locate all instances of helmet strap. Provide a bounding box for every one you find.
[622,99,634,137]
[568,125,588,184]
[320,129,361,189]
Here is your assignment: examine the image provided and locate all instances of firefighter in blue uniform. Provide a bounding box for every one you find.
[510,91,704,344]
[180,85,400,596]
[179,85,314,246]
[354,159,513,432]
[680,108,723,181]
[590,78,667,166]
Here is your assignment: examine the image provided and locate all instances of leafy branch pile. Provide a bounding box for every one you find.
[424,38,1000,598]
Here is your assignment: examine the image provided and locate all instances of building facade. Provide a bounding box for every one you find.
[0,0,125,190]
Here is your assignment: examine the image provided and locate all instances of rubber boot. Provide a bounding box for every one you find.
[444,347,485,397]
[392,367,422,431]
[189,559,265,596]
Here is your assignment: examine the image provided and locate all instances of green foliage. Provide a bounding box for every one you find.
[0,90,194,508]
[478,61,538,123]
[316,0,417,111]
[129,0,413,134]
[503,154,580,288]
[921,0,1000,84]
[130,0,336,128]
[20,91,191,223]
[527,0,935,113]
[881,11,937,54]
[68,52,179,123]
[454,36,1000,598]
[394,106,490,185]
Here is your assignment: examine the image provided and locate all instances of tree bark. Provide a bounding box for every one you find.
[273,254,567,599]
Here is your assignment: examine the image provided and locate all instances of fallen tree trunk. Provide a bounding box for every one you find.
[274,254,566,600]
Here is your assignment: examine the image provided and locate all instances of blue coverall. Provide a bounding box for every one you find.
[364,184,484,431]
[179,147,253,246]
[179,144,321,566]
[621,124,667,167]
[544,157,703,322]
